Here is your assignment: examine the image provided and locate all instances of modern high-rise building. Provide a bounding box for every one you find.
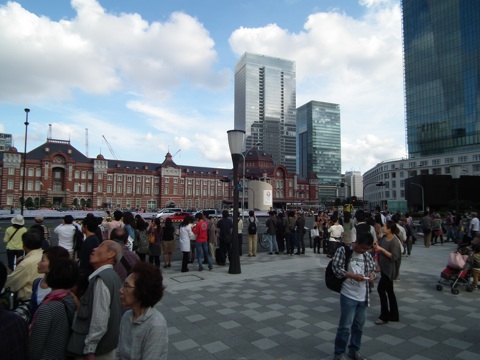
[297,101,341,202]
[344,171,363,199]
[0,133,12,152]
[234,52,297,173]
[402,0,480,158]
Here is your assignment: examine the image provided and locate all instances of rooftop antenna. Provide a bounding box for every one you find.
[85,128,89,157]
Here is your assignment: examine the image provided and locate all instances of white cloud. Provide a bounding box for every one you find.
[1,0,405,175]
[0,0,230,102]
[228,1,405,172]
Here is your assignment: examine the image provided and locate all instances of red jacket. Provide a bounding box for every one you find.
[193,220,208,243]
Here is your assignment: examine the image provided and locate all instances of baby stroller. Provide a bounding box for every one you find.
[436,245,473,295]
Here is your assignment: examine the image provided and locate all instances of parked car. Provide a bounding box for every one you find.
[156,207,183,218]
[159,212,191,222]
[194,209,221,218]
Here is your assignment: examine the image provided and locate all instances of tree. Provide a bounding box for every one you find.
[25,197,34,208]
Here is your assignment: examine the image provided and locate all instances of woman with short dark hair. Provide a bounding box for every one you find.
[117,262,168,360]
[29,258,78,359]
[30,246,70,317]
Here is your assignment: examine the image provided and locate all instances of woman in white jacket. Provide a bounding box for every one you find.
[179,216,195,272]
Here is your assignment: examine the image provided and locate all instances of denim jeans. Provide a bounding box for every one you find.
[334,294,368,355]
[266,233,279,253]
[196,242,212,270]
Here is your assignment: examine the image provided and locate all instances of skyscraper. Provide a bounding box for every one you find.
[0,133,13,152]
[234,53,297,173]
[402,0,480,158]
[297,101,341,202]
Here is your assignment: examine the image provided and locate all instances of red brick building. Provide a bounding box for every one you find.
[0,138,319,211]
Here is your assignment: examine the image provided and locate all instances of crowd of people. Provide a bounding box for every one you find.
[1,206,479,359]
[325,206,479,360]
[1,211,168,359]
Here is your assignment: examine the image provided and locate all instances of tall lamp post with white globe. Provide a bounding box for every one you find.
[227,129,245,275]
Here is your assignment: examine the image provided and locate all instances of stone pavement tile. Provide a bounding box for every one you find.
[408,336,438,348]
[375,333,406,346]
[202,340,229,354]
[251,337,279,350]
[257,326,281,337]
[443,338,474,350]
[370,352,401,360]
[456,350,480,360]
[172,338,200,352]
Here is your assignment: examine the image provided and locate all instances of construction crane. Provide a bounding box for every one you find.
[172,149,181,158]
[102,135,119,160]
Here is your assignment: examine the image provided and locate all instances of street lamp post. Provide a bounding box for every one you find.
[450,165,462,223]
[227,129,245,275]
[362,181,385,210]
[410,182,424,212]
[21,108,30,216]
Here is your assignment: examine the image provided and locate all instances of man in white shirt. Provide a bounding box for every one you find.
[351,210,376,244]
[54,215,80,257]
[470,212,479,239]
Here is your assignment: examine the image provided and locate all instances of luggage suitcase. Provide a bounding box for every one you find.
[215,247,226,266]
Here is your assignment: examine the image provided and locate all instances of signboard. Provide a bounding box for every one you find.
[263,189,272,207]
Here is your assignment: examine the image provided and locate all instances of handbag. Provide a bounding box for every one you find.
[148,232,155,244]
[395,235,405,253]
[447,251,468,270]
[0,287,18,311]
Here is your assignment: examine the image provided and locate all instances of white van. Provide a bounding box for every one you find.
[156,208,183,218]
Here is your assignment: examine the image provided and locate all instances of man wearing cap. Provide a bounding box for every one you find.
[33,215,51,247]
[3,215,27,271]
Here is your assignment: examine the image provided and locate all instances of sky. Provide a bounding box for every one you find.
[0,0,406,174]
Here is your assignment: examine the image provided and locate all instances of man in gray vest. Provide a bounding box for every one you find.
[68,240,123,360]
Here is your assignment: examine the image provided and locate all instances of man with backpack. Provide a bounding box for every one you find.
[332,233,375,360]
[246,210,258,257]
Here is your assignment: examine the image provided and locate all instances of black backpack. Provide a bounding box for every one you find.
[73,226,84,253]
[325,245,353,293]
[248,218,257,235]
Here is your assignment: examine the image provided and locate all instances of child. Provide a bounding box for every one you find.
[311,226,321,254]
[471,244,480,289]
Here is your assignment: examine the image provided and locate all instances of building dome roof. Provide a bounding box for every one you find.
[245,148,273,161]
[96,154,105,160]
[9,146,18,153]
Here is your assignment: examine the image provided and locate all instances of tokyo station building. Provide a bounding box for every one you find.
[0,138,320,211]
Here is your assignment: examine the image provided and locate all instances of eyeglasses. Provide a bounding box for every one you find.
[122,282,135,289]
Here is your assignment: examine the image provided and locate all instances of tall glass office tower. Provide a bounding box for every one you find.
[403,0,480,157]
[297,101,341,201]
[234,53,297,173]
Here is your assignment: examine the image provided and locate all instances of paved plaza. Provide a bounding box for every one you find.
[158,241,480,360]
